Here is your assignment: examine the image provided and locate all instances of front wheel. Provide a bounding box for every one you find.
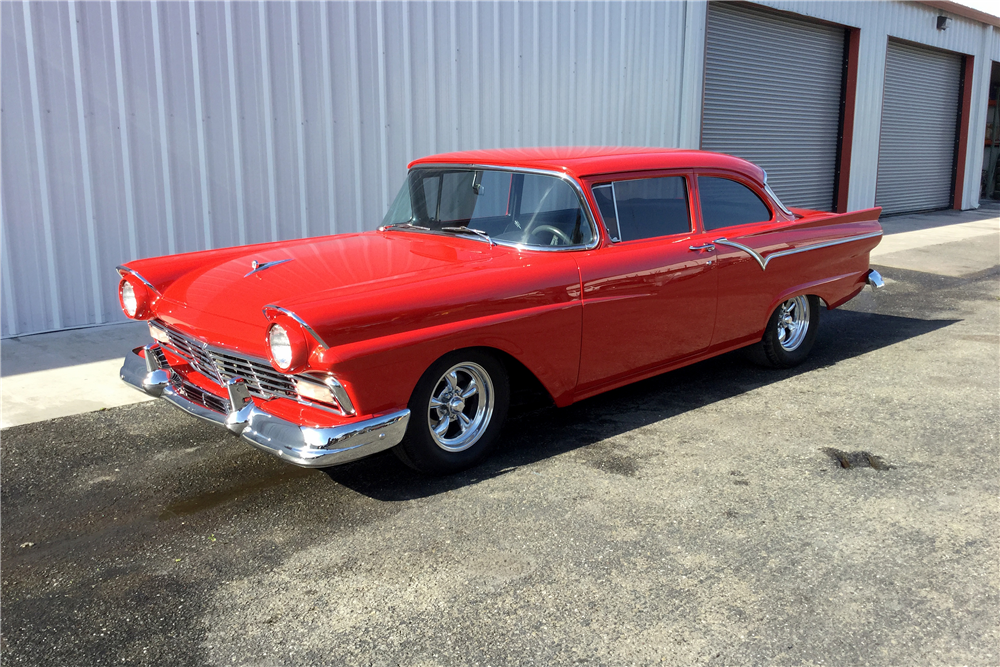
[393,350,510,475]
[752,294,820,368]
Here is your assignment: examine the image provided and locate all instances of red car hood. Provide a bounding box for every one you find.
[135,231,526,355]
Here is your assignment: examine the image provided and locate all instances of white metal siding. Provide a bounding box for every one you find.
[702,2,845,211]
[875,40,962,215]
[1,0,706,337]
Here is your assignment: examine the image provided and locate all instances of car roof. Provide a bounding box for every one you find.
[408,146,766,183]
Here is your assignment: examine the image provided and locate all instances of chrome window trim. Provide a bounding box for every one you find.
[262,304,330,349]
[115,265,161,297]
[611,182,623,241]
[590,183,620,242]
[761,170,794,218]
[714,230,883,272]
[393,163,601,251]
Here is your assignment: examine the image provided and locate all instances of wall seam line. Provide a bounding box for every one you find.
[68,0,105,321]
[376,0,389,212]
[188,0,212,249]
[290,1,308,238]
[22,0,62,329]
[320,2,337,234]
[224,0,247,245]
[110,0,138,262]
[348,1,363,232]
[257,0,277,242]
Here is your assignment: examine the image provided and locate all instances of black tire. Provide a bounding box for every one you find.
[750,294,821,368]
[393,349,510,475]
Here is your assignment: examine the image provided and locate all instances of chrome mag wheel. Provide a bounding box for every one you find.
[776,295,810,352]
[427,362,495,453]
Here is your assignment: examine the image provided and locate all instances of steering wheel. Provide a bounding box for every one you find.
[529,224,573,246]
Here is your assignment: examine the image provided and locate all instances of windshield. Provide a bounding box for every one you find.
[382,168,595,248]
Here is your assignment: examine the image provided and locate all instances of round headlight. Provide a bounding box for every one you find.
[121,281,137,317]
[268,324,294,370]
[118,276,152,319]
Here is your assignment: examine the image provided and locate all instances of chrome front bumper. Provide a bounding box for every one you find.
[121,346,409,468]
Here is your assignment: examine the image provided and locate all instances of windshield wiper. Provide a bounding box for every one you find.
[378,222,430,232]
[440,226,495,246]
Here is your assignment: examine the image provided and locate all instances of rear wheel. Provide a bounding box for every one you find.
[752,294,820,368]
[394,350,510,475]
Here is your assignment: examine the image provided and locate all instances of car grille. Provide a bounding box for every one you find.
[172,379,231,414]
[151,321,297,401]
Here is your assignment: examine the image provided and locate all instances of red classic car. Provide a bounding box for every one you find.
[119,147,884,474]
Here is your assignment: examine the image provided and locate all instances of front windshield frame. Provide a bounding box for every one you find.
[382,163,601,252]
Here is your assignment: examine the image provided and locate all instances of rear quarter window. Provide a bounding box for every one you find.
[698,176,772,230]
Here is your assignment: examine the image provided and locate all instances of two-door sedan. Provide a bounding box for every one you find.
[119,147,884,474]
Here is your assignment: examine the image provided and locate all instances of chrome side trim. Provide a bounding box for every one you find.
[262,305,330,349]
[401,163,602,251]
[115,265,161,297]
[245,258,293,278]
[120,348,410,468]
[714,231,883,272]
[713,238,766,270]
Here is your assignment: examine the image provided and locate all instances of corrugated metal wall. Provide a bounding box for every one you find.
[875,40,962,215]
[756,0,999,212]
[0,0,706,337]
[702,2,845,210]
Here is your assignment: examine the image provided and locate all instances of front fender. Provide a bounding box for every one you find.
[318,301,583,415]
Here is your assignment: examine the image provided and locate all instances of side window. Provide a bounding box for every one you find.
[698,177,772,230]
[610,176,691,241]
[592,185,620,241]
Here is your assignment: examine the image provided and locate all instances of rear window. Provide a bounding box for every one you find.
[592,176,691,242]
[698,177,772,230]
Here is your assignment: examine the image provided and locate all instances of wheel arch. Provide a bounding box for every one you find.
[412,345,556,411]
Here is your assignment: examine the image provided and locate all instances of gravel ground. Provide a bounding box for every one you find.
[2,260,997,666]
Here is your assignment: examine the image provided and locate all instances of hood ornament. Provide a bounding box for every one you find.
[245,258,292,278]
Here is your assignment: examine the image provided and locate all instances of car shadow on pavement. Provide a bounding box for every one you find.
[322,309,958,501]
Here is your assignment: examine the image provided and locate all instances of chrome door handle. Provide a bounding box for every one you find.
[688,243,715,252]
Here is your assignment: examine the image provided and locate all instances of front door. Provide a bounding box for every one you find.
[575,174,718,392]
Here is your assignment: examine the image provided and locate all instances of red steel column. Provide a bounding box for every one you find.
[835,28,861,213]
[953,54,975,210]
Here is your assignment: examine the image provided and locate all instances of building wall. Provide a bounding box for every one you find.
[757,0,999,212]
[0,0,707,337]
[1,0,996,338]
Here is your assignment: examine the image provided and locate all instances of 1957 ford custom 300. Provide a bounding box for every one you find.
[119,147,884,474]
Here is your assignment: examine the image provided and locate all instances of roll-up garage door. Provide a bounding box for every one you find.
[875,41,962,215]
[702,3,845,211]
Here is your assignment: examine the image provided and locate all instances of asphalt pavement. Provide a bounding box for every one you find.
[1,205,998,666]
